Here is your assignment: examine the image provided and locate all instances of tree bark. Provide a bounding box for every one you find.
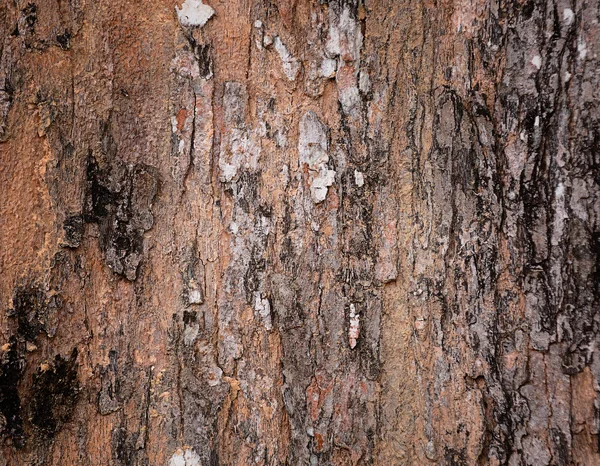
[0,0,598,464]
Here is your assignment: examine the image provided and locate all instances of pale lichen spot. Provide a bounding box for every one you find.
[207,366,223,387]
[273,36,300,81]
[311,167,336,203]
[326,6,362,60]
[354,170,364,187]
[359,70,371,93]
[168,447,202,466]
[531,55,542,70]
[219,161,238,182]
[183,323,199,345]
[187,289,203,305]
[176,0,215,28]
[298,111,336,203]
[253,292,273,330]
[281,164,290,187]
[348,303,360,349]
[578,39,587,60]
[414,318,426,331]
[320,58,337,78]
[298,111,328,166]
[338,86,361,114]
[563,8,574,25]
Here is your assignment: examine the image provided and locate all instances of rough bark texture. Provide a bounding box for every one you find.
[0,0,599,464]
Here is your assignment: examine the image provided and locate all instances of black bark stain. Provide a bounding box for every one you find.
[84,153,158,280]
[62,214,84,248]
[55,30,71,50]
[1,282,79,448]
[0,338,26,448]
[21,3,37,32]
[12,285,48,342]
[30,348,80,438]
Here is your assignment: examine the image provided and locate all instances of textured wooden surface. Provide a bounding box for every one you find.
[0,0,599,464]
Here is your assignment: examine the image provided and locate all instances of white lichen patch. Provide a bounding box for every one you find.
[320,58,337,78]
[207,366,223,387]
[253,292,272,330]
[176,0,215,28]
[298,112,328,166]
[298,111,336,203]
[217,83,263,183]
[354,170,364,187]
[183,323,199,346]
[348,304,360,349]
[219,161,238,182]
[326,6,364,115]
[338,85,361,114]
[563,8,574,25]
[273,36,300,81]
[187,288,203,304]
[170,49,201,80]
[414,317,426,331]
[311,166,336,203]
[274,129,287,148]
[169,447,202,466]
[326,6,363,60]
[551,181,568,247]
[359,70,371,93]
[578,39,588,60]
[218,130,261,182]
[531,55,542,70]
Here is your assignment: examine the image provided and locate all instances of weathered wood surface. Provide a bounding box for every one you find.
[0,0,599,464]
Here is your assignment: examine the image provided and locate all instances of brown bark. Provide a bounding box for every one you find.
[0,0,599,465]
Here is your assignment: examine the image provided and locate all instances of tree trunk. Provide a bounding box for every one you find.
[0,0,598,464]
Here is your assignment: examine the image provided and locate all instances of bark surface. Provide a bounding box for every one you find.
[0,0,599,465]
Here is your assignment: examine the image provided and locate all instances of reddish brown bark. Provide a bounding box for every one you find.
[0,0,599,465]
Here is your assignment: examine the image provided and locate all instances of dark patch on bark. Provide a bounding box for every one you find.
[29,348,79,439]
[56,30,71,50]
[0,85,13,142]
[62,214,84,248]
[183,310,197,325]
[98,350,121,415]
[196,44,213,79]
[85,154,158,280]
[11,285,50,342]
[444,447,467,466]
[182,251,205,305]
[21,4,37,33]
[0,338,26,448]
[244,249,266,304]
[112,426,136,466]
[0,283,65,448]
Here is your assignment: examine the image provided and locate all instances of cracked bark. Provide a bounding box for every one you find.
[0,0,599,465]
